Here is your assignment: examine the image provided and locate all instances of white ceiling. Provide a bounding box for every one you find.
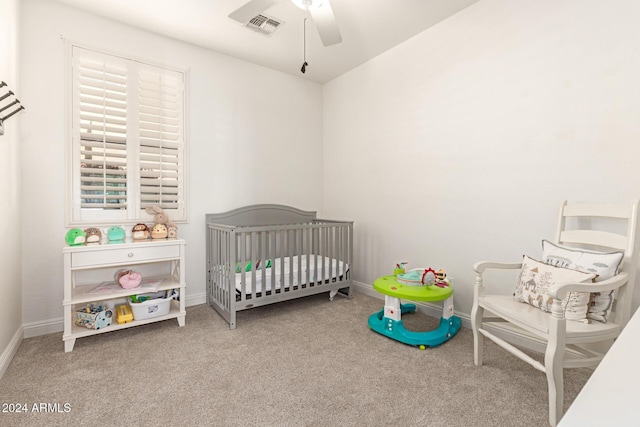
[54,0,480,83]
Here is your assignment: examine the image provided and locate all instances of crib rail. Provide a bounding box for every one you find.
[206,218,353,329]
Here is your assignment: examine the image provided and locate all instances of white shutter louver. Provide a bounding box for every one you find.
[78,58,128,210]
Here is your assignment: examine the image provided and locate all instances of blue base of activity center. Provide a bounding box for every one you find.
[368,303,461,348]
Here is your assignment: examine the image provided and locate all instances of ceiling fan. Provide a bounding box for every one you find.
[229,0,342,46]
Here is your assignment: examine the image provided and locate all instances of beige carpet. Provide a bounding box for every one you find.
[0,292,590,426]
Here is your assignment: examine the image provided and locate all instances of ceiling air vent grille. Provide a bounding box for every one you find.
[246,14,283,36]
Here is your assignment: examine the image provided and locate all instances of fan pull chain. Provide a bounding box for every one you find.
[300,18,308,74]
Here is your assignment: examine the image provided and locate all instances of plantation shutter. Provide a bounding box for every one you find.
[69,45,187,225]
[76,54,129,212]
[138,67,184,211]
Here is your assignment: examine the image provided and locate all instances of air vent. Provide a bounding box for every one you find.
[245,14,283,36]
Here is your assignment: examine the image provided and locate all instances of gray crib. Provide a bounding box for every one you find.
[206,204,353,329]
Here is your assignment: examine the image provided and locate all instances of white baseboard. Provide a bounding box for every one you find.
[0,327,23,380]
[186,291,206,307]
[23,318,64,339]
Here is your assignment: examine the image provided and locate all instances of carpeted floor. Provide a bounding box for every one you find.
[0,292,590,426]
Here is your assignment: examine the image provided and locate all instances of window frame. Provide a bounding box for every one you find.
[65,41,189,227]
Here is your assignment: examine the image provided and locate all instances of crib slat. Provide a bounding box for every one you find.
[259,230,266,295]
[287,229,294,292]
[304,228,313,285]
[328,224,334,282]
[321,226,326,283]
[239,232,246,303]
[270,230,277,293]
[250,231,257,301]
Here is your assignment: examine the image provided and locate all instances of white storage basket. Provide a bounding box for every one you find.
[129,297,171,320]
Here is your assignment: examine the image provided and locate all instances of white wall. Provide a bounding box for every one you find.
[0,0,23,375]
[323,0,640,316]
[19,0,324,334]
[16,0,640,340]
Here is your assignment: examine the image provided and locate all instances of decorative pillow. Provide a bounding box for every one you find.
[542,240,623,323]
[514,255,596,323]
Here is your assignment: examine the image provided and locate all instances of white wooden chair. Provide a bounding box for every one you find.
[471,200,640,426]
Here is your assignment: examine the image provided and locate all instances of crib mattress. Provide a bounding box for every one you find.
[235,254,347,295]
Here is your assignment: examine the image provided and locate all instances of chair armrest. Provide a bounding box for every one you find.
[473,261,522,274]
[548,271,629,299]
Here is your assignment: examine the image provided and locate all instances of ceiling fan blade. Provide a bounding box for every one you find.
[229,0,280,24]
[309,0,342,46]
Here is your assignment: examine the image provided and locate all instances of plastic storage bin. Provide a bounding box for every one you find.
[129,296,171,320]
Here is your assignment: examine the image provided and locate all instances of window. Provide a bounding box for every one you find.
[67,45,188,225]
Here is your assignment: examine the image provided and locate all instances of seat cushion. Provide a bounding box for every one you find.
[480,295,620,340]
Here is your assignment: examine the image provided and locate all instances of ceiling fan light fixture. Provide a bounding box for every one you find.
[290,0,324,11]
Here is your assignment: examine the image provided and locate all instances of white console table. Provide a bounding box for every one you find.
[558,306,640,426]
[62,238,186,352]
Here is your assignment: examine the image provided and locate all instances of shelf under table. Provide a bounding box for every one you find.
[65,275,182,306]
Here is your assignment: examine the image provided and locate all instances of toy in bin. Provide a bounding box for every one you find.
[74,304,113,329]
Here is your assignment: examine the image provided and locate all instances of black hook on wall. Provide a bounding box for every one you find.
[0,81,25,136]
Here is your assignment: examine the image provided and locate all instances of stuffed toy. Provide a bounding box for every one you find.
[167,224,178,239]
[145,206,177,238]
[132,223,150,240]
[84,227,102,244]
[65,228,86,246]
[115,269,142,289]
[151,223,168,239]
[107,226,126,242]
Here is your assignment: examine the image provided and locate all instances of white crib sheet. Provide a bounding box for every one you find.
[235,254,347,295]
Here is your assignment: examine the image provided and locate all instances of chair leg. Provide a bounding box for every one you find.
[545,331,564,426]
[471,303,484,366]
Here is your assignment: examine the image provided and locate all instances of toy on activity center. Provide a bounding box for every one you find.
[396,265,450,288]
[146,206,178,239]
[65,228,86,246]
[394,262,407,276]
[115,269,142,289]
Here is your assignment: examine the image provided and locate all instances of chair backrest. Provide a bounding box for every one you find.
[554,200,640,327]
